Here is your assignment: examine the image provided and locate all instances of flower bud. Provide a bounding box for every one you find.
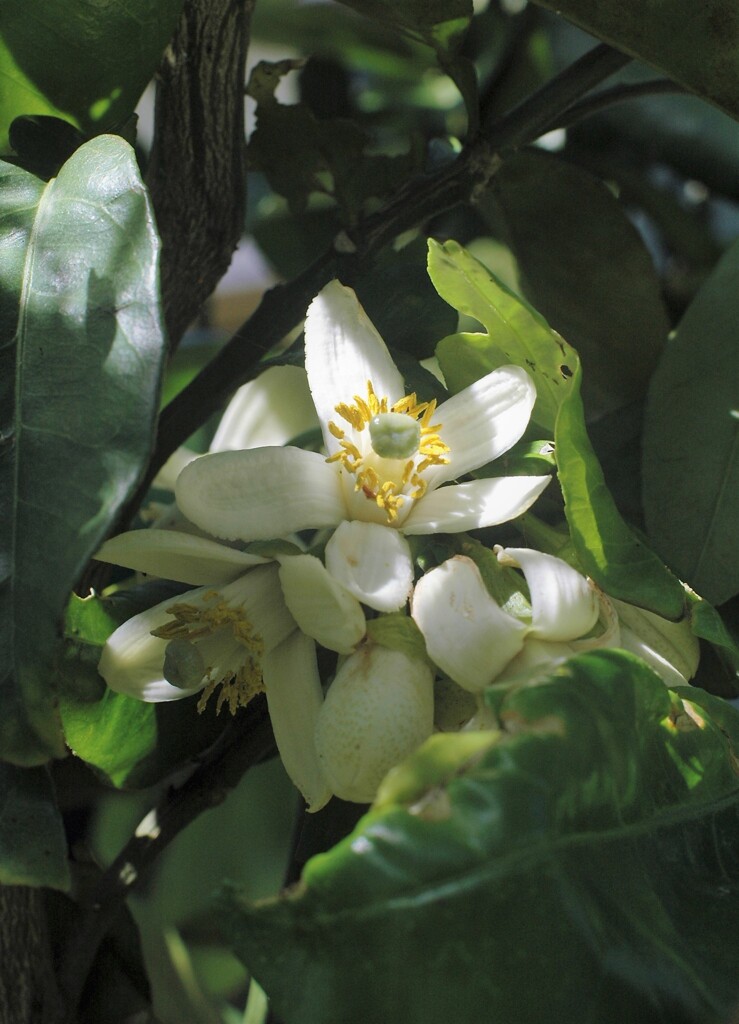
[314,643,434,803]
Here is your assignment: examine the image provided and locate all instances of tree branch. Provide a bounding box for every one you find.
[56,699,276,1024]
[146,0,255,348]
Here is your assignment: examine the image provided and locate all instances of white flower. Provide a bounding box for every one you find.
[411,546,699,695]
[95,530,369,812]
[314,641,435,804]
[174,281,550,612]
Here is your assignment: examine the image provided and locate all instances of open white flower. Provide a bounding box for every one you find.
[175,281,550,611]
[95,530,368,811]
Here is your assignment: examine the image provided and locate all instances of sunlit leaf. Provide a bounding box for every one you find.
[0,136,166,763]
[222,651,739,1024]
[428,239,685,617]
[0,0,186,153]
[643,238,739,606]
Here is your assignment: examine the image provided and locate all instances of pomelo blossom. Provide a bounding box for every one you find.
[411,547,699,703]
[95,530,367,812]
[174,281,550,612]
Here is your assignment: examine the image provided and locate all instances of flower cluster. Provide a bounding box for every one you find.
[96,281,699,810]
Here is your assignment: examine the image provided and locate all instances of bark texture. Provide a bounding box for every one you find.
[0,887,58,1024]
[146,0,255,346]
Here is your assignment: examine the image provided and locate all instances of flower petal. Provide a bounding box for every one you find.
[427,365,536,487]
[262,631,332,812]
[411,556,527,691]
[314,643,434,803]
[175,447,345,541]
[278,554,366,654]
[153,446,199,491]
[401,475,550,535]
[496,547,599,641]
[219,565,296,652]
[98,592,205,702]
[304,281,404,453]
[325,520,413,612]
[210,365,318,452]
[94,529,270,585]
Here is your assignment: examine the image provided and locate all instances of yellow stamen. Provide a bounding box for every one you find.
[325,378,451,523]
[153,593,265,716]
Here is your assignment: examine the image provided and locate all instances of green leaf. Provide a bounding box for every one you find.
[556,366,686,618]
[0,763,69,889]
[0,0,186,153]
[58,595,156,787]
[485,149,669,417]
[365,614,429,664]
[529,0,739,120]
[688,595,739,673]
[643,238,739,606]
[429,237,579,432]
[221,651,739,1024]
[428,239,684,617]
[0,136,166,763]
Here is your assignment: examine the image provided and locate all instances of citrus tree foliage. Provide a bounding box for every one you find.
[0,1,738,1023]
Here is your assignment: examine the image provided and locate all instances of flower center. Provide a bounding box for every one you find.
[369,412,421,459]
[326,380,450,523]
[153,590,265,715]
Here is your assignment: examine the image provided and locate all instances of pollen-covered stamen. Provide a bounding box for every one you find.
[326,379,452,523]
[153,591,265,715]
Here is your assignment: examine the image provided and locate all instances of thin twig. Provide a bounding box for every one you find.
[57,700,275,1023]
[552,79,689,130]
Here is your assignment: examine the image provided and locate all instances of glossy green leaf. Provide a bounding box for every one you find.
[485,149,669,417]
[428,239,684,617]
[429,237,579,432]
[0,0,186,153]
[222,651,739,1024]
[556,366,685,619]
[0,136,166,764]
[0,763,69,889]
[529,0,739,120]
[643,238,739,606]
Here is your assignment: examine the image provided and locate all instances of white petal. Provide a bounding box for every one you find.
[401,475,550,535]
[618,627,692,687]
[314,644,434,803]
[175,447,345,541]
[325,520,413,612]
[497,547,599,642]
[278,554,366,654]
[262,631,332,812]
[427,365,536,487]
[94,529,270,585]
[219,565,296,652]
[411,556,527,692]
[304,281,404,454]
[153,446,199,491]
[496,637,576,683]
[98,591,205,702]
[210,365,318,452]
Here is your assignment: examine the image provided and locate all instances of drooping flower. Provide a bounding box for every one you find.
[95,530,368,811]
[174,281,550,611]
[411,547,699,698]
